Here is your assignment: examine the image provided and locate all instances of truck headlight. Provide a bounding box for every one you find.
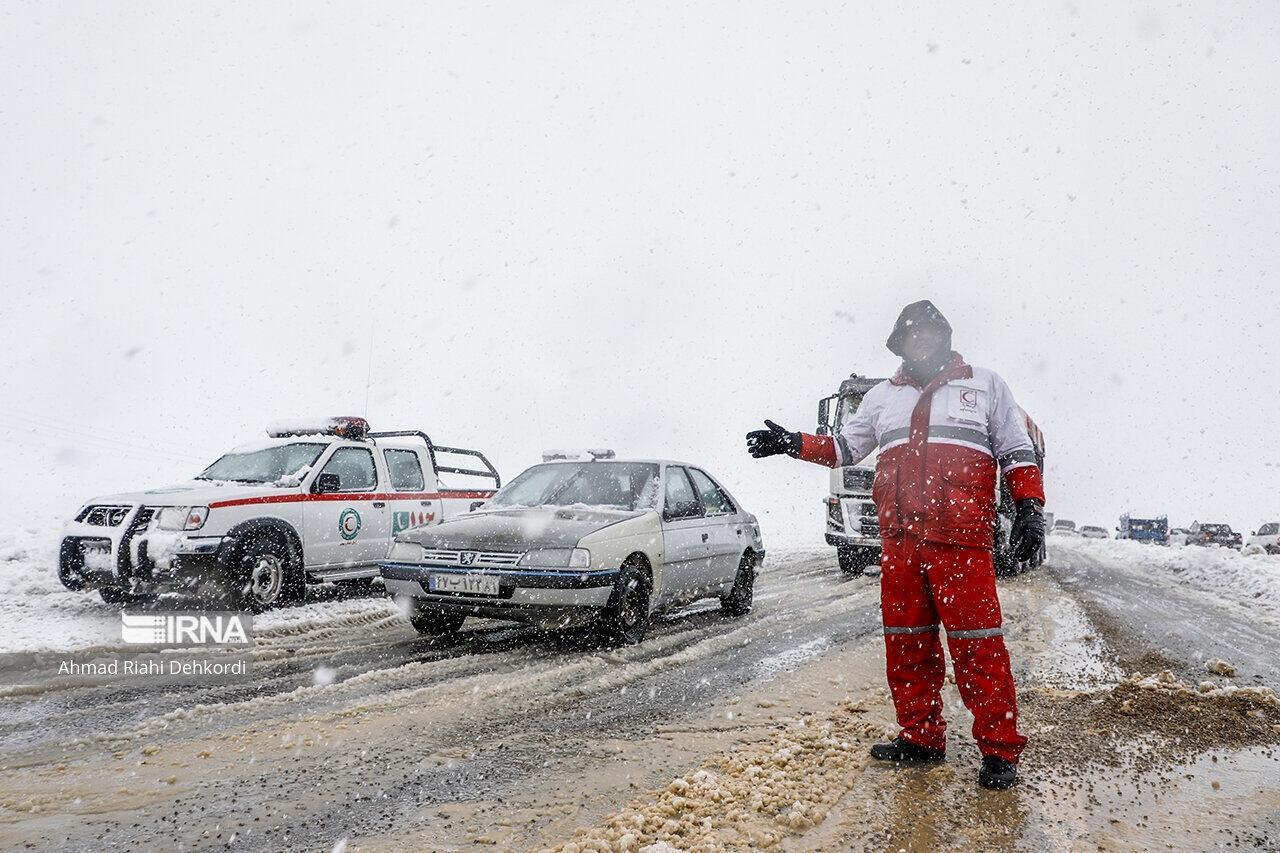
[388,541,424,562]
[519,547,591,569]
[156,506,209,531]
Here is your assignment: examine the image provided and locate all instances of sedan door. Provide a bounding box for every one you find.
[658,466,710,603]
[686,467,746,589]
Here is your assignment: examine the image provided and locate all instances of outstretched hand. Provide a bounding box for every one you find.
[746,419,801,459]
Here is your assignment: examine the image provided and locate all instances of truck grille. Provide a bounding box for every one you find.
[860,519,881,537]
[419,549,523,567]
[842,467,875,492]
[76,505,131,527]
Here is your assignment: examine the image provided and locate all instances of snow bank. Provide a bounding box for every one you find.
[1052,536,1280,628]
[0,526,122,652]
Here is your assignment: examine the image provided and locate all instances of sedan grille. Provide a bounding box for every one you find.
[419,549,524,567]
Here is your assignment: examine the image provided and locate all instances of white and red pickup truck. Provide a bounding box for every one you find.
[58,417,501,611]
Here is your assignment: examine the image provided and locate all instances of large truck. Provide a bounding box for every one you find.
[816,374,1047,577]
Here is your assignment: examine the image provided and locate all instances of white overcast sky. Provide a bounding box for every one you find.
[2,1,1278,543]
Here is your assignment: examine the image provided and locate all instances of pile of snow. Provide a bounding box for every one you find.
[0,526,123,652]
[1052,536,1280,628]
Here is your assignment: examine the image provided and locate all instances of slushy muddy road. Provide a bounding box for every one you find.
[1,544,1278,852]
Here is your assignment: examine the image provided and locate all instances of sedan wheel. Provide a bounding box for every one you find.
[600,562,651,646]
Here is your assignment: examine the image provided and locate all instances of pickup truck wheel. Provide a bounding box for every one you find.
[408,604,466,636]
[231,533,301,613]
[720,553,755,616]
[599,561,651,646]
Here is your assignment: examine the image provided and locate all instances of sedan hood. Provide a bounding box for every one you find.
[397,506,646,551]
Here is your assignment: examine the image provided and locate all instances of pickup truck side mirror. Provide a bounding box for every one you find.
[314,472,341,494]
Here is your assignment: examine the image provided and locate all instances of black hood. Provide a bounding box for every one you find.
[886,299,953,357]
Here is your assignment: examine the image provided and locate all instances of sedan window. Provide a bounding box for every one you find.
[488,462,660,511]
[688,468,735,515]
[663,467,703,520]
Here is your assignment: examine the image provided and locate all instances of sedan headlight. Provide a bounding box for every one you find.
[518,547,591,569]
[388,541,424,562]
[155,506,209,531]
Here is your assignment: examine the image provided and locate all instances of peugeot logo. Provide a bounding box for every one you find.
[459,551,479,566]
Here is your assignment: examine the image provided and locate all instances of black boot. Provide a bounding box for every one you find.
[978,755,1017,789]
[869,737,946,763]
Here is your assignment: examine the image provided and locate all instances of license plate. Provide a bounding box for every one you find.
[428,573,500,596]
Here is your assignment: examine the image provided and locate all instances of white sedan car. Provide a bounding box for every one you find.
[380,454,765,644]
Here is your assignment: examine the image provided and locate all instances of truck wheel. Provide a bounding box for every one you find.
[837,546,868,576]
[720,553,755,617]
[599,560,652,646]
[231,532,302,613]
[408,604,466,636]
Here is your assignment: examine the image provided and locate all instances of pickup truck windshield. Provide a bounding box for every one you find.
[490,462,660,511]
[198,443,327,484]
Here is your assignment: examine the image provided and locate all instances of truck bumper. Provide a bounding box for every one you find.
[825,532,882,548]
[59,513,231,595]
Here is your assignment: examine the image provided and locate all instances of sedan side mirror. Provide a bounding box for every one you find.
[314,472,341,494]
[469,500,486,512]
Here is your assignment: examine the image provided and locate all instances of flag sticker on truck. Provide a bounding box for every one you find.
[393,511,436,534]
[338,508,362,540]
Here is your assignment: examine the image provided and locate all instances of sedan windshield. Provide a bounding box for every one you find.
[488,462,660,511]
[1202,524,1232,534]
[198,442,327,484]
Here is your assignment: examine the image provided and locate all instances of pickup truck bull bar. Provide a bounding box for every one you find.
[369,431,501,490]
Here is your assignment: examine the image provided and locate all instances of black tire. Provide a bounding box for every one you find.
[230,531,302,613]
[720,552,756,616]
[599,560,652,646]
[837,546,872,576]
[99,587,149,606]
[408,604,466,636]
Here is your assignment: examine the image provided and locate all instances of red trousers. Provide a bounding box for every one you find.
[879,533,1027,762]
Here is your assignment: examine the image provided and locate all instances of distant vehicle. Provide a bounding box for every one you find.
[1187,521,1243,549]
[58,417,500,611]
[1049,523,1080,538]
[1079,525,1109,539]
[1246,522,1280,554]
[1117,514,1168,545]
[814,373,1047,577]
[1167,528,1191,546]
[380,452,765,645]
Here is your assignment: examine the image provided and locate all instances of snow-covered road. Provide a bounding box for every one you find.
[0,542,1277,851]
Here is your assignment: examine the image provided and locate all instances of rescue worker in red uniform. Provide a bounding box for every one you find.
[746,301,1046,789]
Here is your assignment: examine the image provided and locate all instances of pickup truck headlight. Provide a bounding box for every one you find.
[519,547,591,569]
[388,541,424,562]
[156,506,209,531]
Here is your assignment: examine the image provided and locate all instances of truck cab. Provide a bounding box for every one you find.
[58,417,501,612]
[816,374,1047,576]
